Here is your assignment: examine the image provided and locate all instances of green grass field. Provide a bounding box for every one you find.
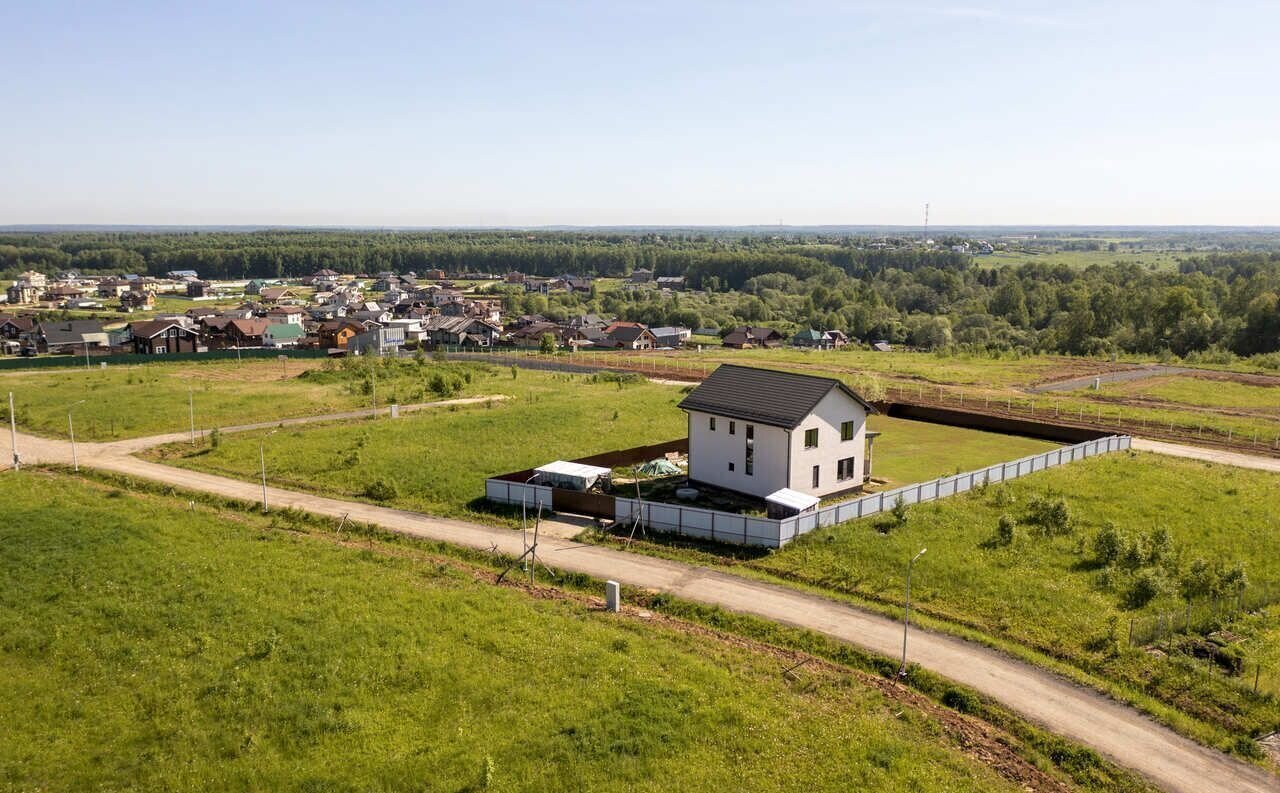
[1,356,521,441]
[1088,375,1280,413]
[146,365,1064,526]
[0,470,1039,792]
[603,452,1280,753]
[149,369,690,523]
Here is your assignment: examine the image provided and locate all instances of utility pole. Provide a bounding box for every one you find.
[188,389,196,445]
[923,203,930,244]
[9,392,20,470]
[83,340,90,370]
[899,548,927,676]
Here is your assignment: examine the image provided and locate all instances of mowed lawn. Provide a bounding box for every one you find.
[751,452,1280,743]
[868,415,1059,486]
[0,471,1029,793]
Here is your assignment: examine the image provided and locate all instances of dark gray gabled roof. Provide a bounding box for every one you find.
[677,364,877,429]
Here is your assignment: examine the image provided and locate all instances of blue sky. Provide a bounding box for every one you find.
[3,1,1277,226]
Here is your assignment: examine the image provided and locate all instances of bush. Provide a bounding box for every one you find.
[995,514,1017,546]
[363,477,399,502]
[1091,522,1124,565]
[1125,569,1164,609]
[209,428,222,450]
[889,495,909,526]
[1025,495,1072,536]
[940,687,979,714]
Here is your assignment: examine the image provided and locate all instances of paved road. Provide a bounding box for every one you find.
[3,426,1276,792]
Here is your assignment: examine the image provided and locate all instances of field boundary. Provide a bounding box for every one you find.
[487,435,1133,548]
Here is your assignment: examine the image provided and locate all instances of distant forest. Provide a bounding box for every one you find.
[2,230,1278,361]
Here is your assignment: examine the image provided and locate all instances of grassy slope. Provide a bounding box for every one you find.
[0,471,1030,793]
[612,452,1280,749]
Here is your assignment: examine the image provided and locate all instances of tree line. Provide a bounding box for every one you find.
[3,231,1278,360]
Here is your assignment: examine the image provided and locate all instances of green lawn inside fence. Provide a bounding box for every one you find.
[0,469,1040,792]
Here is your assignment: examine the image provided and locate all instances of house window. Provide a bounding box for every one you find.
[837,457,857,481]
[812,465,820,488]
[728,461,735,472]
[745,425,754,475]
[729,421,735,435]
[710,417,716,431]
[804,428,818,448]
[155,345,167,355]
[841,421,855,441]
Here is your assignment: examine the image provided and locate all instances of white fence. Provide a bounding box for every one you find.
[487,435,1132,548]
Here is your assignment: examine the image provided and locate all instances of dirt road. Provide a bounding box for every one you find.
[1131,438,1280,473]
[1027,365,1195,393]
[3,426,1276,793]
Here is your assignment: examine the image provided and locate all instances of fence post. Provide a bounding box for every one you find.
[1128,617,1134,648]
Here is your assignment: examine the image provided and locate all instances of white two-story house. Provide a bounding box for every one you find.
[678,364,877,501]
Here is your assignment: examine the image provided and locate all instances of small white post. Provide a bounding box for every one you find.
[605,580,621,613]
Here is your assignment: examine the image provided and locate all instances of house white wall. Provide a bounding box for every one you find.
[686,409,791,499]
[786,389,867,498]
[686,388,868,501]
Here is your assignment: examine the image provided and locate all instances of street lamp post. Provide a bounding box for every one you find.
[259,429,278,512]
[899,547,927,677]
[68,399,86,473]
[521,472,541,567]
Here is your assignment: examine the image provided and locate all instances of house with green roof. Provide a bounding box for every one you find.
[263,322,306,348]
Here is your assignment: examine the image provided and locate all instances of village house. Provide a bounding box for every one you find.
[650,326,692,348]
[722,326,784,349]
[34,320,109,355]
[97,278,133,299]
[263,322,306,348]
[258,286,296,304]
[317,319,364,349]
[119,288,156,312]
[422,316,502,347]
[678,364,878,503]
[6,271,47,305]
[655,275,685,291]
[628,268,653,283]
[0,315,36,340]
[128,320,203,355]
[349,325,406,356]
[225,318,272,347]
[42,285,87,306]
[265,305,307,325]
[604,321,657,350]
[790,329,848,350]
